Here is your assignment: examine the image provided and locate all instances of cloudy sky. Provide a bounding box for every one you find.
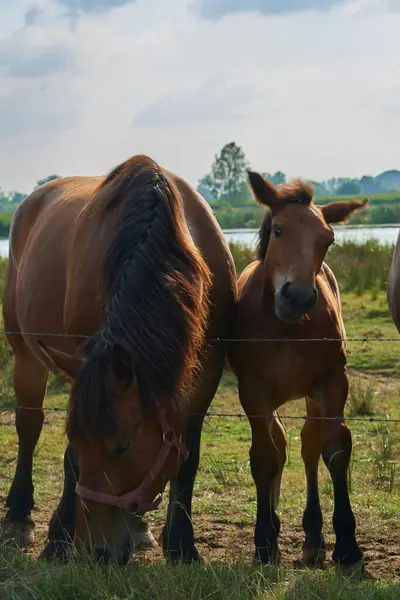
[0,0,399,193]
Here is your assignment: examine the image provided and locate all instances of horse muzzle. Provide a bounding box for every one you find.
[275,281,318,323]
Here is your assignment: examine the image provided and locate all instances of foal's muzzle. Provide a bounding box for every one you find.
[275,281,318,323]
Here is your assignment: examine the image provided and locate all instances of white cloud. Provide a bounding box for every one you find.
[0,0,399,193]
[133,71,273,127]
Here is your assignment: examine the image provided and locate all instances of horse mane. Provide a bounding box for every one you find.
[256,179,314,260]
[66,155,211,438]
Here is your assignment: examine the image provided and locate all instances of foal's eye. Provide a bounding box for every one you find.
[113,441,132,458]
[273,225,282,238]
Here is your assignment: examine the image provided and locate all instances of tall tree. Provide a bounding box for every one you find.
[197,176,215,202]
[204,142,250,204]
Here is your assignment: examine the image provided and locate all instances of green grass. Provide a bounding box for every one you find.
[1,549,400,600]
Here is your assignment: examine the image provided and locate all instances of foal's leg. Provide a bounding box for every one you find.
[239,378,286,564]
[320,368,363,571]
[0,350,48,547]
[300,397,326,567]
[161,347,225,564]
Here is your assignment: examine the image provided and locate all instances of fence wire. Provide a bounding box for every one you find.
[0,329,400,423]
[0,407,399,424]
[1,328,400,343]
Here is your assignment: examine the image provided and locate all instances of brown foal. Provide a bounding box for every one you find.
[228,172,368,572]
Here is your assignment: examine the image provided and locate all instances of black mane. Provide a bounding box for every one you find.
[67,156,211,439]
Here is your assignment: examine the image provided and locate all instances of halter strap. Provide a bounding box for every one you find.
[75,398,188,513]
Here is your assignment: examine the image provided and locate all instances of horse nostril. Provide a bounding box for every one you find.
[281,281,291,300]
[304,288,318,311]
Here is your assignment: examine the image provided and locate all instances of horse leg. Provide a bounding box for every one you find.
[0,351,48,547]
[40,442,78,561]
[161,346,226,564]
[161,414,205,563]
[238,377,286,564]
[320,368,363,573]
[300,397,326,567]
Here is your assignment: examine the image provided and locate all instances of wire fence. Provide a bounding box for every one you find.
[0,329,400,424]
[1,328,400,343]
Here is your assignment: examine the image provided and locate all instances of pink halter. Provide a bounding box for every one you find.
[75,399,188,513]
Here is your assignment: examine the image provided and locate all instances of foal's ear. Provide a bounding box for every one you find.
[37,341,83,382]
[247,171,279,207]
[320,199,369,225]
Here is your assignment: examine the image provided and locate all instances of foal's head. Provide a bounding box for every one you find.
[248,171,367,323]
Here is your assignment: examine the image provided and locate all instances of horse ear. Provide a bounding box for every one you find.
[37,341,83,382]
[247,171,279,207]
[320,199,369,224]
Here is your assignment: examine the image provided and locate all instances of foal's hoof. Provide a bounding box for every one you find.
[0,518,35,548]
[335,559,366,580]
[39,540,73,563]
[130,516,158,552]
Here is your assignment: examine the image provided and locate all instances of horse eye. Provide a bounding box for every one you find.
[273,225,282,239]
[113,441,132,458]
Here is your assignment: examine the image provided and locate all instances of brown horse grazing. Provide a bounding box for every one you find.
[0,155,236,564]
[228,172,367,573]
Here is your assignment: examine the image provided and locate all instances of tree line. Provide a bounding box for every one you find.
[198,142,400,205]
[0,144,399,214]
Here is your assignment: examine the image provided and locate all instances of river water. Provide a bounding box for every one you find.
[223,225,400,248]
[0,225,398,257]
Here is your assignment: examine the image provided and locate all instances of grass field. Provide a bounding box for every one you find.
[0,248,400,598]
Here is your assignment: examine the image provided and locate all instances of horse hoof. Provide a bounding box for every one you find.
[335,559,366,580]
[131,528,158,552]
[0,518,35,548]
[39,540,73,563]
[301,546,326,568]
[129,516,157,552]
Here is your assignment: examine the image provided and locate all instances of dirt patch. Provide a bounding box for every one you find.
[16,509,400,581]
